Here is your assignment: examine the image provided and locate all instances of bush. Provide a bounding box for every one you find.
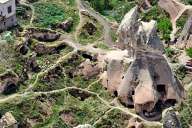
[33,3,65,27]
[165,47,175,58]
[186,48,192,58]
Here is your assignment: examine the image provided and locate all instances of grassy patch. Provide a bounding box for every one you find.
[33,0,79,31]
[16,5,32,26]
[164,47,175,58]
[94,42,110,50]
[94,109,130,128]
[179,89,192,128]
[186,48,192,58]
[33,2,65,27]
[141,6,172,41]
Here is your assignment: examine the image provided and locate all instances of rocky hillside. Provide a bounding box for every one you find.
[0,0,192,128]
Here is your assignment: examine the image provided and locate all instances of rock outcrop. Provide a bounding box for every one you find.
[176,16,192,49]
[104,6,185,121]
[101,50,131,93]
[0,71,19,95]
[76,59,101,79]
[158,0,192,41]
[27,28,60,42]
[163,110,181,128]
[0,112,18,128]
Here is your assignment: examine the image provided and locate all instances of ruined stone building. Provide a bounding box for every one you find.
[0,0,17,31]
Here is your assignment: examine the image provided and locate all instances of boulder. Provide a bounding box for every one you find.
[0,112,18,128]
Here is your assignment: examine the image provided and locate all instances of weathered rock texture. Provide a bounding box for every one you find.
[0,71,19,95]
[176,16,192,49]
[158,0,192,41]
[101,50,130,93]
[163,110,181,128]
[76,59,101,79]
[0,112,18,128]
[104,6,185,121]
[27,28,60,42]
[127,117,144,128]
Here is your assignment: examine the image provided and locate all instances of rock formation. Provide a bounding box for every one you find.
[76,59,101,79]
[176,16,192,49]
[104,6,185,121]
[127,117,144,128]
[0,112,18,128]
[0,71,19,95]
[163,110,181,128]
[27,28,60,42]
[158,0,192,41]
[101,50,130,93]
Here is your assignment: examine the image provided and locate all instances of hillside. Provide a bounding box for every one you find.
[0,0,192,128]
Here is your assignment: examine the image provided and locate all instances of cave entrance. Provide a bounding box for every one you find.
[156,84,166,99]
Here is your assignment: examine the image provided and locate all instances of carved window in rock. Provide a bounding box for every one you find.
[7,6,12,14]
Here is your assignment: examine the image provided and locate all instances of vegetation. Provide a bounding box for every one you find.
[33,0,79,31]
[87,0,135,22]
[33,3,65,27]
[0,0,192,127]
[186,48,192,58]
[179,89,192,128]
[164,47,175,58]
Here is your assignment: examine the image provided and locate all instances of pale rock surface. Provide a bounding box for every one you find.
[113,6,185,121]
[0,112,18,128]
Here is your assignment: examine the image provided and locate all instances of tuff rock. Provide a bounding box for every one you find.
[103,6,185,121]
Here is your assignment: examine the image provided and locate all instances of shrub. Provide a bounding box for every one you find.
[33,3,65,27]
[164,47,175,58]
[186,48,192,58]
